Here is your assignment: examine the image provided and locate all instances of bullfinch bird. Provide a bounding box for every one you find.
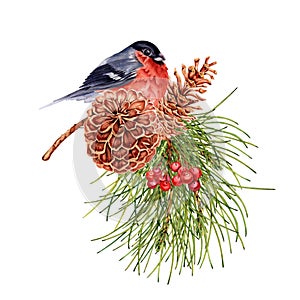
[41,41,169,108]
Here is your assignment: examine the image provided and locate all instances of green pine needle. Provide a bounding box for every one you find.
[87,89,273,283]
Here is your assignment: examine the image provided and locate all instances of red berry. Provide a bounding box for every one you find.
[190,167,203,180]
[152,167,162,177]
[158,173,166,181]
[160,181,171,191]
[180,170,194,184]
[188,180,201,192]
[147,180,158,189]
[170,161,181,172]
[158,173,171,182]
[177,167,187,175]
[146,170,156,180]
[172,174,182,186]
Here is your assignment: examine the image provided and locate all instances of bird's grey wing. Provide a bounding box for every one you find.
[40,46,142,109]
[79,62,135,90]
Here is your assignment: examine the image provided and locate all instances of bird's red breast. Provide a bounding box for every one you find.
[135,51,169,79]
[121,51,169,101]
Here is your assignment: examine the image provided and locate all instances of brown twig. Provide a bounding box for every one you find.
[155,190,173,251]
[42,118,87,161]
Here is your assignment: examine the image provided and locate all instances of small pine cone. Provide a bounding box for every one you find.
[156,81,202,137]
[84,89,162,173]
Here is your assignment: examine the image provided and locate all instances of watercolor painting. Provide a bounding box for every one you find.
[2,1,299,299]
[41,40,272,283]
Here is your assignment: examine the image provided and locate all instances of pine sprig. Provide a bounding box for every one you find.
[86,89,272,283]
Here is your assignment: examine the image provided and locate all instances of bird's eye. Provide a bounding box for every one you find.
[142,48,152,56]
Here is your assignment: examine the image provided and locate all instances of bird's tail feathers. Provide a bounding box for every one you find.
[39,89,97,109]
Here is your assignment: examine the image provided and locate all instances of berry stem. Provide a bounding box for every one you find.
[165,138,180,166]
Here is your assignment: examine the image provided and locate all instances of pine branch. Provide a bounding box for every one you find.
[84,89,272,283]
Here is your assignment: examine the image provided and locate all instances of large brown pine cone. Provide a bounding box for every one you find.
[84,89,162,173]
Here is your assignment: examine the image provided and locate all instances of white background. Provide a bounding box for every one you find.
[1,0,299,299]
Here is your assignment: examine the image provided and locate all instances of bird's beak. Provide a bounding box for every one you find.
[154,53,165,62]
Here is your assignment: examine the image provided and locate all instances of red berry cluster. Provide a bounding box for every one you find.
[145,162,203,192]
[170,162,202,192]
[146,167,171,191]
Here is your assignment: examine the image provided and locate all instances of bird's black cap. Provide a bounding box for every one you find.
[130,40,165,63]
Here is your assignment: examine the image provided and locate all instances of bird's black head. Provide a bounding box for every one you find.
[130,41,165,64]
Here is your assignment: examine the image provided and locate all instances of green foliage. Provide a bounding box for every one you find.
[85,89,271,283]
